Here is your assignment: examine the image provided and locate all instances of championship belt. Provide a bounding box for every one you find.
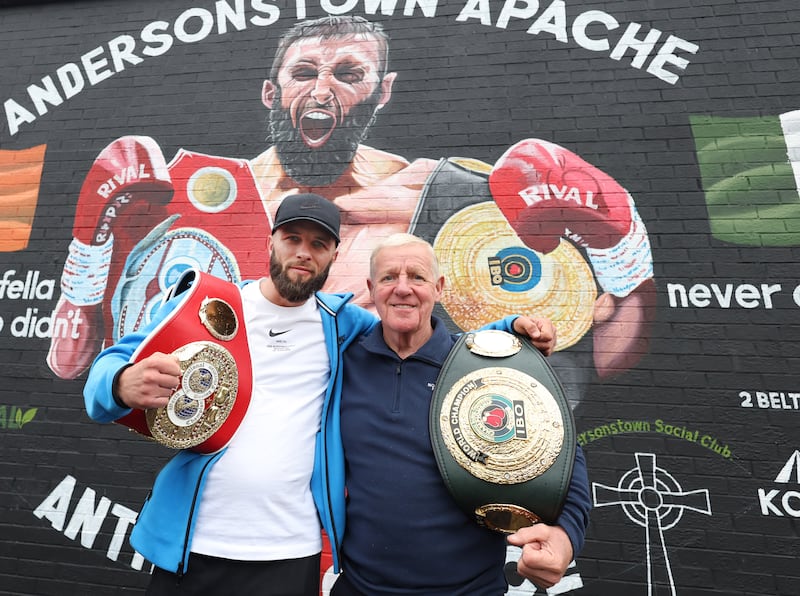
[115,268,252,454]
[430,329,575,533]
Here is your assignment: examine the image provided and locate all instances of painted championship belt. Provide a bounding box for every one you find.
[430,329,575,533]
[115,268,252,454]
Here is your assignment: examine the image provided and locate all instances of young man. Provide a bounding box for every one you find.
[333,233,591,595]
[83,193,379,595]
[83,197,556,595]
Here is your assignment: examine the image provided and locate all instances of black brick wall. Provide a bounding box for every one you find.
[1,1,799,595]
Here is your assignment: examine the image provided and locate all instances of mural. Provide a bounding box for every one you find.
[1,1,799,595]
[40,17,657,389]
[593,452,713,596]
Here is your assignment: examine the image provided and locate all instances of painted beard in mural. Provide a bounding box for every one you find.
[269,247,332,303]
[268,85,382,186]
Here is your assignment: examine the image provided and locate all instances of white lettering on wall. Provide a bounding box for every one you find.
[33,475,147,571]
[4,0,697,136]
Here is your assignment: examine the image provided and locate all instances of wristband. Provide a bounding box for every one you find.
[584,199,653,297]
[60,236,113,306]
[111,363,134,409]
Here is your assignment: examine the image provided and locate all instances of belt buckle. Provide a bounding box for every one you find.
[475,503,543,534]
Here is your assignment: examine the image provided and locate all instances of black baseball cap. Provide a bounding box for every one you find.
[273,193,341,244]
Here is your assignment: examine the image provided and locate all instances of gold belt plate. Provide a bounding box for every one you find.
[146,341,238,449]
[437,366,564,484]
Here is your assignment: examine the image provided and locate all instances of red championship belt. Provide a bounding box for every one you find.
[115,269,252,454]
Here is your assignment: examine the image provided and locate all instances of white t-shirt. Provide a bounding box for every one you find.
[190,280,329,560]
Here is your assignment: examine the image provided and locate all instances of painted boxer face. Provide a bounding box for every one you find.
[265,34,395,185]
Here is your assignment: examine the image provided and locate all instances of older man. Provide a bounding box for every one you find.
[83,197,557,595]
[333,233,591,596]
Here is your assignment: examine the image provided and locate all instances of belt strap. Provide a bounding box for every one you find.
[429,330,575,532]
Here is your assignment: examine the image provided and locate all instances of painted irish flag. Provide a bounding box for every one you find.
[0,144,46,252]
[690,112,800,246]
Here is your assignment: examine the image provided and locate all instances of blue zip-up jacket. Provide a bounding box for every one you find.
[83,284,378,575]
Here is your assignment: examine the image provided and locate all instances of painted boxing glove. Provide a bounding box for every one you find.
[489,139,653,297]
[47,136,173,379]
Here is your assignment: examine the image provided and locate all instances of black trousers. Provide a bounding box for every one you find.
[146,552,321,596]
[328,572,365,596]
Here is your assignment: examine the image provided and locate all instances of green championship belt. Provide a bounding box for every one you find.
[430,329,575,533]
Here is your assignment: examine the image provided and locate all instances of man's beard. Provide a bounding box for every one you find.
[269,251,332,303]
[268,87,381,186]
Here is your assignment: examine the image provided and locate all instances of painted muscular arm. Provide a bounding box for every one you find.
[592,278,656,376]
[489,139,655,379]
[47,136,173,380]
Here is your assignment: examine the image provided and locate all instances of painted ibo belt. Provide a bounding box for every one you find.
[411,159,596,349]
[110,216,241,343]
[430,330,575,533]
[115,268,251,454]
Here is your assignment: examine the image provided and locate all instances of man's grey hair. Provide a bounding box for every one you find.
[369,233,440,280]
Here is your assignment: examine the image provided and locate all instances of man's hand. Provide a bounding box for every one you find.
[115,352,182,410]
[512,316,557,356]
[507,524,574,589]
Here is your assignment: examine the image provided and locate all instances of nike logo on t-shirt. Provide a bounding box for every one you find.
[269,329,290,337]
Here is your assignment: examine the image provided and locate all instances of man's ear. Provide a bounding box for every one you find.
[434,275,445,299]
[376,72,397,109]
[262,80,277,109]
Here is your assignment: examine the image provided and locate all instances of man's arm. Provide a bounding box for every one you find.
[83,294,182,422]
[508,524,573,589]
[479,314,557,356]
[511,315,557,356]
[112,353,182,410]
[336,298,381,346]
[507,445,591,588]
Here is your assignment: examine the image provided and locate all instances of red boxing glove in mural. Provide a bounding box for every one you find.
[489,139,652,295]
[47,137,173,379]
[489,139,656,376]
[48,135,271,380]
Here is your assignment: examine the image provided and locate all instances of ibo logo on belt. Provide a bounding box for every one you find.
[471,394,528,443]
[439,366,564,485]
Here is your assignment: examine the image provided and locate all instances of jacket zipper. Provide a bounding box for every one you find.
[325,313,343,571]
[317,295,343,572]
[178,455,218,576]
